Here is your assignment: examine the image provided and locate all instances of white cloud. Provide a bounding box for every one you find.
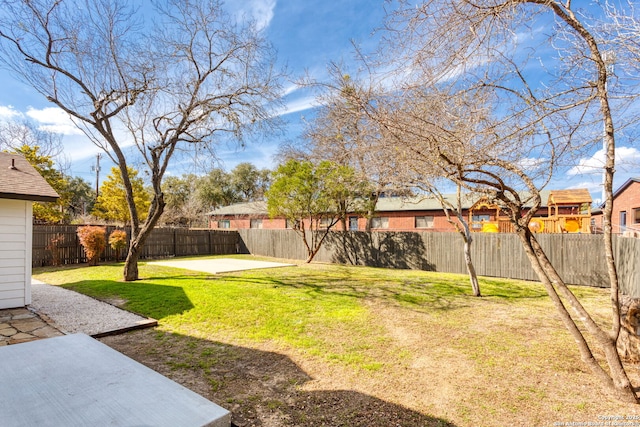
[567,149,605,176]
[25,107,83,135]
[615,147,640,173]
[567,146,640,176]
[566,180,602,193]
[517,156,547,172]
[230,0,276,32]
[282,83,300,96]
[0,105,22,120]
[250,0,276,31]
[278,95,318,116]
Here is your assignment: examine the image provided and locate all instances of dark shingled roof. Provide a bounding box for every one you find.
[0,152,60,202]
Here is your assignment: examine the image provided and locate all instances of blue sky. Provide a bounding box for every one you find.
[0,0,637,205]
[0,0,387,185]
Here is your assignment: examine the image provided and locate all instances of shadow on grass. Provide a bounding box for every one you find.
[101,329,457,427]
[60,279,194,320]
[212,268,548,314]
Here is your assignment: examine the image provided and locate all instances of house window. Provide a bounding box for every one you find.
[415,216,434,229]
[286,219,299,229]
[349,216,359,231]
[634,209,640,224]
[620,211,627,232]
[218,220,230,229]
[318,217,332,229]
[250,219,263,229]
[370,216,389,229]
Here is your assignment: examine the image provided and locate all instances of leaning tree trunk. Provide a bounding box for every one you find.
[442,187,481,297]
[617,295,640,363]
[454,212,480,297]
[516,227,638,403]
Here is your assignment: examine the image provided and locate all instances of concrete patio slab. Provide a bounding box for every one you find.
[0,333,230,427]
[149,257,295,275]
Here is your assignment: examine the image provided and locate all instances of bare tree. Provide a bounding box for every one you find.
[360,0,640,402]
[0,119,67,170]
[0,0,283,280]
[604,0,640,361]
[291,67,411,231]
[606,1,640,72]
[309,64,485,295]
[375,85,492,298]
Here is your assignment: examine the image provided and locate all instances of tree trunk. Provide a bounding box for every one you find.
[463,237,481,297]
[122,194,165,281]
[443,186,481,297]
[516,227,638,403]
[297,227,313,264]
[305,228,333,263]
[618,295,640,363]
[123,247,140,281]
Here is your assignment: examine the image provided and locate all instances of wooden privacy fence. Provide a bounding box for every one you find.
[33,225,240,267]
[238,229,640,296]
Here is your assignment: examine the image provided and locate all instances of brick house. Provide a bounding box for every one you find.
[592,178,640,234]
[207,195,474,232]
[208,189,592,233]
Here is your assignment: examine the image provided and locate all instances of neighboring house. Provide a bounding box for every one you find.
[207,196,475,232]
[359,195,476,232]
[0,152,59,309]
[208,189,594,233]
[208,201,277,230]
[592,178,640,235]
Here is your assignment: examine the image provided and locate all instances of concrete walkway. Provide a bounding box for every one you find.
[149,257,295,274]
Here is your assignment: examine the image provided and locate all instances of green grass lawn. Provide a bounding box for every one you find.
[32,255,628,426]
[32,256,607,371]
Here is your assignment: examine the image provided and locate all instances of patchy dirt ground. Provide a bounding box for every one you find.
[100,327,449,427]
[99,297,640,427]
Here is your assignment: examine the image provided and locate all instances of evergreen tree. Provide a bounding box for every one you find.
[92,167,150,224]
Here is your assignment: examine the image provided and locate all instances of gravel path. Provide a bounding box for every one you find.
[30,280,155,336]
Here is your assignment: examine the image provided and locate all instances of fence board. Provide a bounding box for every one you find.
[33,226,640,297]
[238,229,640,296]
[33,225,239,267]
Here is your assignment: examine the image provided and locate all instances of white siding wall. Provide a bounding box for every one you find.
[0,199,32,309]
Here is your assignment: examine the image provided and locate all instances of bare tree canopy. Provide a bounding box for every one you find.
[0,119,66,168]
[0,0,284,280]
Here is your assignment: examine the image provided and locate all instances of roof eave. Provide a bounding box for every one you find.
[0,192,59,203]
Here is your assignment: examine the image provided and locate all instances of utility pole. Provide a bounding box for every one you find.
[91,153,102,198]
